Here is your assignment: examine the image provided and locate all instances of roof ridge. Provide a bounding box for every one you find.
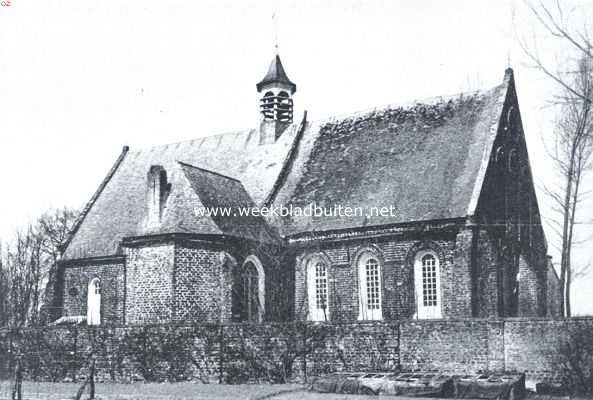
[131,128,259,154]
[310,84,503,126]
[126,85,502,155]
[177,160,242,183]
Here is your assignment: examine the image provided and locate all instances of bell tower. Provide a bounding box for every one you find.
[256,53,297,144]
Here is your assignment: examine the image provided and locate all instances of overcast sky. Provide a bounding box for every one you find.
[0,0,591,314]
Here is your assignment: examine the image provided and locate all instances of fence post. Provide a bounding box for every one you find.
[218,323,224,384]
[11,356,22,400]
[303,322,308,383]
[89,359,96,400]
[72,326,78,382]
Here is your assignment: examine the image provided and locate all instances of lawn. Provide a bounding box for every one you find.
[0,381,380,400]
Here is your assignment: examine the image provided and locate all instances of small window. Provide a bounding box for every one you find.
[307,258,329,321]
[495,146,504,163]
[414,250,442,319]
[358,253,383,320]
[508,148,519,172]
[506,106,516,133]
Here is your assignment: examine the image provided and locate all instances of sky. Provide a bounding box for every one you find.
[0,0,592,313]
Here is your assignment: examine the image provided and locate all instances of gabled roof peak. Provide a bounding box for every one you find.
[256,54,297,94]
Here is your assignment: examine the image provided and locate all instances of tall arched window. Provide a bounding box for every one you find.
[87,278,101,326]
[357,252,383,320]
[241,255,265,322]
[307,258,329,321]
[414,251,442,319]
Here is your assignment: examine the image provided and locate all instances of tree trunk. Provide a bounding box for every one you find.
[559,161,574,317]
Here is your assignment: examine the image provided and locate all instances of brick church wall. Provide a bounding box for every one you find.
[173,243,231,322]
[470,87,553,319]
[61,261,125,325]
[125,243,175,324]
[293,229,467,322]
[518,254,539,317]
[546,260,562,318]
[120,239,290,324]
[451,229,475,317]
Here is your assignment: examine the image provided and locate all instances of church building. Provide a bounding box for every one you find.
[50,52,562,326]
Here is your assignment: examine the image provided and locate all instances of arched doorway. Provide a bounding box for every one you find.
[87,278,101,325]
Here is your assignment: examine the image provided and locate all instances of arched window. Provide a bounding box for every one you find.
[241,255,265,322]
[495,146,504,163]
[87,278,101,326]
[260,91,276,120]
[307,258,329,321]
[508,148,519,172]
[277,91,292,122]
[414,251,442,319]
[357,252,383,320]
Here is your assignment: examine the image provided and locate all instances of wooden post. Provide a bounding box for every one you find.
[89,359,96,400]
[303,323,308,383]
[11,357,22,400]
[218,323,224,384]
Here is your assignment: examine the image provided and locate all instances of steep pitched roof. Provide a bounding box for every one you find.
[269,74,511,237]
[63,70,513,259]
[175,162,276,243]
[63,125,301,260]
[256,54,297,93]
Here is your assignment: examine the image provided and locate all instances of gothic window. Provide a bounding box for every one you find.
[239,256,265,322]
[505,106,516,134]
[307,257,329,321]
[414,250,442,319]
[87,278,101,326]
[357,252,383,320]
[495,146,504,163]
[243,263,260,322]
[508,148,519,172]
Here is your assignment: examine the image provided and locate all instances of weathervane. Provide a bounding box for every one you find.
[273,12,279,55]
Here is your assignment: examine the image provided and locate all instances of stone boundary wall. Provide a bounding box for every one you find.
[0,318,591,388]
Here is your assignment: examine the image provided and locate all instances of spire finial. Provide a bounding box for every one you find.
[507,49,511,69]
[273,12,279,55]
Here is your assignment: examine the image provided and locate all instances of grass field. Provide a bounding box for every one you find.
[0,381,380,400]
[0,381,580,400]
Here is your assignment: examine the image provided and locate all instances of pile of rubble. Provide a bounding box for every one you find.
[311,371,525,399]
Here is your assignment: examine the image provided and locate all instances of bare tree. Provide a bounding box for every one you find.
[0,207,78,327]
[542,57,593,316]
[519,1,593,316]
[519,1,593,103]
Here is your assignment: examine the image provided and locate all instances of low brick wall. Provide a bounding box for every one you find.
[399,317,593,388]
[399,319,504,373]
[1,318,592,388]
[0,321,400,384]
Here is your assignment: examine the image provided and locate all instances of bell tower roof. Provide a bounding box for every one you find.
[256,54,297,94]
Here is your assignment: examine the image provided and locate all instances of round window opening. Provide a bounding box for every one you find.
[68,287,79,297]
